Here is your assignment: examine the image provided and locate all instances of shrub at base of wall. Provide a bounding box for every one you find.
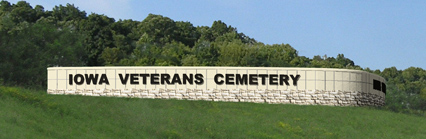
[47,89,385,106]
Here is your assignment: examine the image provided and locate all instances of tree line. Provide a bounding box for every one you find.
[0,1,425,115]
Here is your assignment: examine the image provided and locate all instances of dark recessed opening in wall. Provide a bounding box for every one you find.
[382,82,386,95]
[373,79,381,91]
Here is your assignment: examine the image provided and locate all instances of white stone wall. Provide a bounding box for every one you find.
[47,88,385,106]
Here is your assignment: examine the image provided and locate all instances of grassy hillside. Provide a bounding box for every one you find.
[1,86,425,138]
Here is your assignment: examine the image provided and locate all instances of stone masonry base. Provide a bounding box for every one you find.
[48,89,384,106]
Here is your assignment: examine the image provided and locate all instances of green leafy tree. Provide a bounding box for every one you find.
[137,14,177,45]
[217,39,246,66]
[100,47,125,65]
[193,40,219,66]
[52,4,86,22]
[9,1,37,23]
[0,21,84,88]
[79,13,115,65]
[175,21,199,47]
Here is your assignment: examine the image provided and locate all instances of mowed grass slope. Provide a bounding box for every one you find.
[0,86,425,138]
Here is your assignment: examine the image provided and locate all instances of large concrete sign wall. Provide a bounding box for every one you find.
[47,67,386,106]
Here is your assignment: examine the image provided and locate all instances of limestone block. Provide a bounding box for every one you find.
[84,89,93,93]
[213,99,223,102]
[65,90,75,94]
[121,89,131,94]
[154,94,162,98]
[177,89,186,94]
[254,99,264,103]
[266,99,278,103]
[256,90,265,94]
[47,89,54,94]
[229,99,239,102]
[150,90,159,94]
[244,99,254,103]
[58,90,66,94]
[306,90,315,94]
[281,91,289,94]
[140,90,148,94]
[145,95,155,99]
[223,96,235,99]
[230,90,239,94]
[300,97,311,100]
[75,89,83,94]
[131,89,140,93]
[275,97,286,100]
[313,100,319,104]
[103,89,111,93]
[197,96,209,100]
[272,93,280,97]
[328,92,336,95]
[281,100,290,103]
[93,89,103,94]
[265,99,271,103]
[204,89,213,93]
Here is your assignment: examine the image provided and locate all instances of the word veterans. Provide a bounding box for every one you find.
[68,73,301,86]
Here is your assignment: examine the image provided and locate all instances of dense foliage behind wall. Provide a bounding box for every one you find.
[0,1,425,114]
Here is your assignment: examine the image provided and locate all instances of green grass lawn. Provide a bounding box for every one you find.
[1,86,425,138]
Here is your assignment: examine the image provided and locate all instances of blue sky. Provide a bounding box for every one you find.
[10,0,426,70]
